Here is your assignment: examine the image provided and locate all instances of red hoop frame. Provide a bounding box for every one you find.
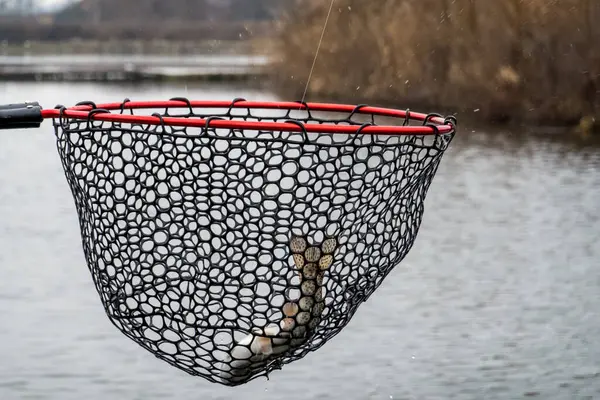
[42,100,455,136]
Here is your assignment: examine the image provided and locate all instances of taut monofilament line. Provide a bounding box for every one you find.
[300,0,336,106]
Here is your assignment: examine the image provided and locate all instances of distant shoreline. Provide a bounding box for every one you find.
[0,18,275,43]
[1,38,268,56]
[0,51,269,83]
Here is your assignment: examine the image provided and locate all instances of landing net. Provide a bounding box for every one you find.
[50,98,455,385]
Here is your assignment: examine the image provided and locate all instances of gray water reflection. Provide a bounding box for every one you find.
[0,54,268,66]
[1,82,600,400]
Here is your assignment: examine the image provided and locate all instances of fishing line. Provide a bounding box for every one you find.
[300,0,336,106]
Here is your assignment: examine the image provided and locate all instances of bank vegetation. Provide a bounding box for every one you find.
[270,0,600,131]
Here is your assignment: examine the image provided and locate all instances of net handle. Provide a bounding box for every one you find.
[0,102,44,129]
[0,100,456,135]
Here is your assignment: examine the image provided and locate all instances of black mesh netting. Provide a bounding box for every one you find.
[51,99,455,386]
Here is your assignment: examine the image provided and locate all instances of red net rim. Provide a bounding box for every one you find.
[41,100,456,136]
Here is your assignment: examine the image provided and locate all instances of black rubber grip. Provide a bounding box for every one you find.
[0,102,44,129]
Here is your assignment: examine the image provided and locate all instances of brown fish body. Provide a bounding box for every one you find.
[218,235,337,383]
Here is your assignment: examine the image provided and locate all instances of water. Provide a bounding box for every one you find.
[0,54,268,67]
[1,81,600,400]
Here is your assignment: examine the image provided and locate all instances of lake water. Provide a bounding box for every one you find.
[1,81,600,400]
[0,54,268,66]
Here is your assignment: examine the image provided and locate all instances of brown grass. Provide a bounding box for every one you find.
[269,0,600,127]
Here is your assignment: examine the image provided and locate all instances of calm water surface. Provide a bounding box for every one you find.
[0,54,268,66]
[1,82,600,400]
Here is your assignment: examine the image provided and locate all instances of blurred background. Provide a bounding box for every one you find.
[1,1,600,399]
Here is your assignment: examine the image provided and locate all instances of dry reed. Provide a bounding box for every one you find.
[269,0,600,127]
